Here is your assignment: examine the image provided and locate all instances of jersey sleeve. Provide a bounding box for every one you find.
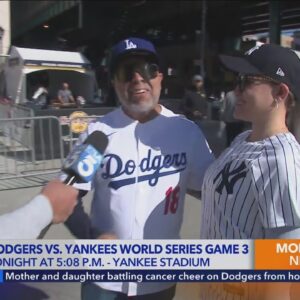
[187,127,214,191]
[251,138,300,229]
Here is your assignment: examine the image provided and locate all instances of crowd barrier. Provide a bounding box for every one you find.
[0,116,64,190]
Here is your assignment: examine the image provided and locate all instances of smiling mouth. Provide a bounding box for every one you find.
[132,88,148,94]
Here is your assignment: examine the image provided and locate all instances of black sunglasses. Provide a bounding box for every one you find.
[236,74,280,92]
[115,61,159,82]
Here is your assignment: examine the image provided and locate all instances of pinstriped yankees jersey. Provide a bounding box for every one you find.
[200,130,300,239]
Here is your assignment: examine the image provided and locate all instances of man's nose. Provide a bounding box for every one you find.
[130,71,145,82]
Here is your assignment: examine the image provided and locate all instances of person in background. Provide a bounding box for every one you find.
[221,89,248,146]
[32,84,48,109]
[57,82,75,105]
[200,43,300,299]
[181,74,208,121]
[0,180,78,239]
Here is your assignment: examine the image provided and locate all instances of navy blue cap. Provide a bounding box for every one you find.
[110,37,159,73]
[219,43,300,101]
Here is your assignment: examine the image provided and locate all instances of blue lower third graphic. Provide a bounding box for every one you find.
[3,270,300,283]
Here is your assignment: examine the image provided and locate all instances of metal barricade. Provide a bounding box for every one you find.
[0,103,34,150]
[0,102,34,121]
[0,116,64,190]
[11,104,34,119]
[0,101,11,120]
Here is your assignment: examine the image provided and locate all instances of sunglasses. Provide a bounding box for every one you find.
[115,61,159,82]
[236,74,280,92]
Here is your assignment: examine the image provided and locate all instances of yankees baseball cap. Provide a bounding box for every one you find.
[219,43,300,100]
[110,37,159,73]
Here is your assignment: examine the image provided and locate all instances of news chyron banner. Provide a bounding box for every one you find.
[0,240,299,283]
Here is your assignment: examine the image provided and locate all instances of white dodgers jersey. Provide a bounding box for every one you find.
[77,105,214,295]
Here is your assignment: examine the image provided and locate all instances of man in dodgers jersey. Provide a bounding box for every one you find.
[200,44,300,299]
[65,37,214,300]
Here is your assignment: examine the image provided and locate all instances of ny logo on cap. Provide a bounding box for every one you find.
[125,39,137,50]
[245,43,263,56]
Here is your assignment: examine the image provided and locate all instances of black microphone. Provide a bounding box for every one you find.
[62,131,108,186]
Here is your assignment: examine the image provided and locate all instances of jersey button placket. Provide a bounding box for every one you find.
[132,125,144,240]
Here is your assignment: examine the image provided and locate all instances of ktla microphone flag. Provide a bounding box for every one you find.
[0,240,299,283]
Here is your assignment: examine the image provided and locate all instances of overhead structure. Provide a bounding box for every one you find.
[4,46,96,104]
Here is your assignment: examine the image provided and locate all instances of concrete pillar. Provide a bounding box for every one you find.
[269,1,281,45]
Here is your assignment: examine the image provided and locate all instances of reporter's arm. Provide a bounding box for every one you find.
[0,180,78,239]
[0,194,53,239]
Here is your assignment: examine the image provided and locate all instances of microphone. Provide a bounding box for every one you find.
[62,131,108,186]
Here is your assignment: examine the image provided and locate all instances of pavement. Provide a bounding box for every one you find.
[0,120,227,300]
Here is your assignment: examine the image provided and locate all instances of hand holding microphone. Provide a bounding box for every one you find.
[41,180,79,224]
[0,179,79,239]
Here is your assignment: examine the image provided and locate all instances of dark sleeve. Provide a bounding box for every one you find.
[181,91,194,112]
[64,194,102,239]
[184,91,192,105]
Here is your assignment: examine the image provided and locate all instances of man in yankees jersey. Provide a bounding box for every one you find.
[200,44,300,299]
[65,37,214,300]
